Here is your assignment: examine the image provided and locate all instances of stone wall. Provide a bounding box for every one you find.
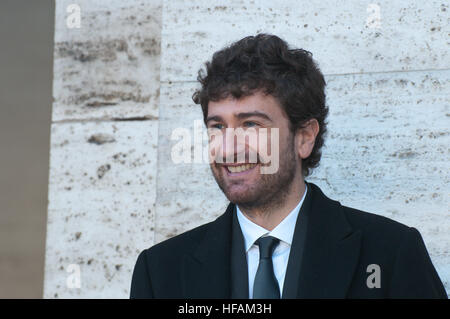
[44,0,161,298]
[44,0,449,297]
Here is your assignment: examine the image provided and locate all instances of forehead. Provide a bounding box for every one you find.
[207,91,286,120]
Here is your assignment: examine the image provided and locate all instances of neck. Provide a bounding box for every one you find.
[239,178,306,231]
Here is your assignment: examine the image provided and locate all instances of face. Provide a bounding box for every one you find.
[206,91,301,208]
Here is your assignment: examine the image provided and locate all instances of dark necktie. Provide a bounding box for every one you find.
[253,236,281,299]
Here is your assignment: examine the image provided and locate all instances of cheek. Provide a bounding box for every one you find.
[261,127,291,157]
[281,130,298,163]
[255,128,278,157]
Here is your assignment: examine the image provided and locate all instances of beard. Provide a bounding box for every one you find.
[210,132,299,212]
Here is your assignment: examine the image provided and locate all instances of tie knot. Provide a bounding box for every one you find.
[255,236,280,259]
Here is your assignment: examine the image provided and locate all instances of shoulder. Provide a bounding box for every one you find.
[343,205,410,233]
[308,182,413,240]
[338,204,428,262]
[134,203,234,273]
[309,181,414,243]
[138,219,214,264]
[130,219,219,298]
[342,204,413,242]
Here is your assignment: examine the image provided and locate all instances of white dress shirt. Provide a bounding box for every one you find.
[236,184,308,298]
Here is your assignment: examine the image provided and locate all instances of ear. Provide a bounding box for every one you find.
[295,119,320,159]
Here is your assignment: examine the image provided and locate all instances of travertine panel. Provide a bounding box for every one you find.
[52,0,161,121]
[44,121,158,298]
[45,0,161,298]
[161,0,449,82]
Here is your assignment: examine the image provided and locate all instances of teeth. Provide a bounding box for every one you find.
[227,163,257,173]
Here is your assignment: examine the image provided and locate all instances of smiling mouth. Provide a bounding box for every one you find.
[224,163,258,174]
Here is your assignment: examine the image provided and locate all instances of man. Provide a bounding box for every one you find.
[130,34,447,298]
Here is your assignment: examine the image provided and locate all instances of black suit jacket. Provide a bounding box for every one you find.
[130,181,447,298]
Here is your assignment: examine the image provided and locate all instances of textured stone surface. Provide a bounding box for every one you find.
[162,0,449,82]
[45,0,161,298]
[53,0,161,121]
[44,121,158,298]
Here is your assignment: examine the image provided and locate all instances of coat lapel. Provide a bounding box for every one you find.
[181,181,362,299]
[297,182,362,298]
[281,181,312,298]
[182,203,234,298]
[230,205,250,298]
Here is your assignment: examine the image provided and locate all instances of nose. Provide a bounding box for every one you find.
[209,128,248,164]
[222,128,246,163]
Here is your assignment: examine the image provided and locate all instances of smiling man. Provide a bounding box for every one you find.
[130,34,447,299]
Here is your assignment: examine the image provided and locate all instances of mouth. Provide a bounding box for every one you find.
[222,163,259,176]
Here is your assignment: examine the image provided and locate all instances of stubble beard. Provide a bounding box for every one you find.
[210,133,299,214]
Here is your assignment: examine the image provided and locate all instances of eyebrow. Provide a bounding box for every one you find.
[206,111,273,124]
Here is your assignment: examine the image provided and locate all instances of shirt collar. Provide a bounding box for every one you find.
[236,184,308,252]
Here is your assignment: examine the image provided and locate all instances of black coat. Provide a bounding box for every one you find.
[130,181,447,298]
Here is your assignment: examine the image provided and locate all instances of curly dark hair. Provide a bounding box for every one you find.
[192,33,328,177]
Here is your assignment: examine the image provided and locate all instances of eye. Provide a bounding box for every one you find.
[210,123,224,129]
[243,121,258,128]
